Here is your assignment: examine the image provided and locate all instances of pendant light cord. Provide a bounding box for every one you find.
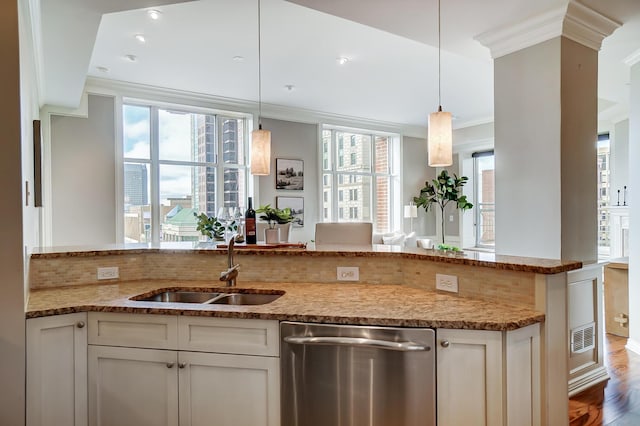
[258,0,263,129]
[437,0,442,110]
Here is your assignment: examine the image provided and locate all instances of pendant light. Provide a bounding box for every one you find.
[428,0,453,167]
[251,0,271,176]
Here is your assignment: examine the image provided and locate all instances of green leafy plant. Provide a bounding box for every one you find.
[255,204,293,229]
[414,170,473,245]
[193,212,236,240]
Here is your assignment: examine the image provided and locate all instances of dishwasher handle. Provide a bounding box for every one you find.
[283,335,431,352]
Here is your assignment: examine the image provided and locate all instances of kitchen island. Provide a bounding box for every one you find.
[27,243,584,425]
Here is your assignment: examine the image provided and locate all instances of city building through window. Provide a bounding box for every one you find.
[123,103,249,243]
[473,150,495,247]
[321,127,400,233]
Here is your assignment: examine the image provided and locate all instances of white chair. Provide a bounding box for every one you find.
[315,222,373,247]
[257,222,291,243]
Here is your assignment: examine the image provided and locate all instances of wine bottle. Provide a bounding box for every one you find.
[245,197,257,244]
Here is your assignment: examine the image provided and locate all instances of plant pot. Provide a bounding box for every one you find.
[264,228,280,244]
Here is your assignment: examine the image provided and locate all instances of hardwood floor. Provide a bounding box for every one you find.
[569,334,640,425]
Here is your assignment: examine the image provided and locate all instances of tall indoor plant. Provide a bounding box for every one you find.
[414,170,473,246]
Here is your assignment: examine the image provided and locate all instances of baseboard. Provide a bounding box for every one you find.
[568,366,610,396]
[626,338,640,356]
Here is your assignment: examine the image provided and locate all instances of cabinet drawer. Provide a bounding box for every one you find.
[178,316,279,356]
[88,312,178,349]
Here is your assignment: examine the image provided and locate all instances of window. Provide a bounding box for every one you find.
[597,133,610,255]
[321,127,400,232]
[473,150,495,247]
[123,103,249,244]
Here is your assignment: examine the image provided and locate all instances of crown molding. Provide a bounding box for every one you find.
[475,1,620,59]
[623,48,640,67]
[84,77,435,138]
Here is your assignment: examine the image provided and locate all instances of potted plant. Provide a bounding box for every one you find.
[255,204,293,243]
[414,170,473,248]
[193,212,236,241]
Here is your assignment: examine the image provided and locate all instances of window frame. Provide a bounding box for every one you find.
[121,99,252,244]
[320,125,400,232]
[472,150,495,248]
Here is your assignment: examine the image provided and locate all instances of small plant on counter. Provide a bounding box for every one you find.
[193,212,229,241]
[255,204,293,229]
[414,169,473,246]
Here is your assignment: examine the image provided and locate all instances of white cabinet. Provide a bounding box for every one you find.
[178,351,279,426]
[27,312,88,426]
[87,312,280,426]
[88,345,178,426]
[437,324,540,426]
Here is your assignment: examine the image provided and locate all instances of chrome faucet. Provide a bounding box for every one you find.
[219,237,239,287]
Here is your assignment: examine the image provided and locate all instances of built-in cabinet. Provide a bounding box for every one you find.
[436,324,540,426]
[27,311,541,426]
[87,313,280,426]
[26,312,88,426]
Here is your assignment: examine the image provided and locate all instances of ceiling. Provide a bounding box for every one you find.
[35,0,640,133]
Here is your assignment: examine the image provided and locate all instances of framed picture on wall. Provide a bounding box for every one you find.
[277,196,304,227]
[276,158,304,190]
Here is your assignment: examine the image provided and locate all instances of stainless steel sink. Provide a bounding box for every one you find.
[209,293,282,305]
[133,290,222,303]
[131,289,283,305]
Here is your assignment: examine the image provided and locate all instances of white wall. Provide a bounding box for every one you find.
[403,135,436,237]
[610,119,629,204]
[50,95,117,246]
[628,61,640,354]
[257,118,319,243]
[0,0,26,423]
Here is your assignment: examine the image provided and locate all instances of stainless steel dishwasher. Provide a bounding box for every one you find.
[281,321,436,426]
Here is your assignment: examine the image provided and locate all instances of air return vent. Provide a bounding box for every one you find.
[571,322,596,354]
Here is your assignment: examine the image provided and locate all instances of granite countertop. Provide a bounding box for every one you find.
[30,242,582,274]
[26,280,544,331]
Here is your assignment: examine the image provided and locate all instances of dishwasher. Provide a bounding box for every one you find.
[281,321,436,426]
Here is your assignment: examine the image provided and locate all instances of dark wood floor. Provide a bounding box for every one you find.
[569,334,640,425]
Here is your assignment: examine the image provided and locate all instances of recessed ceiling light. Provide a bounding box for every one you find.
[125,54,137,62]
[232,56,245,62]
[336,57,349,65]
[96,66,110,73]
[284,85,295,92]
[147,9,162,20]
[135,34,146,43]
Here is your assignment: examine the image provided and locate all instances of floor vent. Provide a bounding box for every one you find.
[571,322,596,354]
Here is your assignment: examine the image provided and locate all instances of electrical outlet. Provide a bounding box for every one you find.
[449,215,454,222]
[436,273,458,293]
[97,266,119,280]
[337,266,359,281]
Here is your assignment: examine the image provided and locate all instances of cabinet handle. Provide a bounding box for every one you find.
[440,340,450,348]
[178,363,187,369]
[76,321,85,328]
[166,362,175,368]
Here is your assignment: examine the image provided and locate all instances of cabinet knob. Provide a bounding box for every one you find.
[440,340,450,348]
[178,363,187,369]
[166,362,175,368]
[76,321,85,328]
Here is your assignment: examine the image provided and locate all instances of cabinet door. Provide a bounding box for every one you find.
[437,329,503,426]
[27,312,88,426]
[88,345,178,426]
[178,351,280,426]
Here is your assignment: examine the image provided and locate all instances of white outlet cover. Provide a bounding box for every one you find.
[97,266,119,280]
[436,273,458,293]
[337,266,359,281]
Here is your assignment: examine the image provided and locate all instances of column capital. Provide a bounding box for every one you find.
[475,1,620,59]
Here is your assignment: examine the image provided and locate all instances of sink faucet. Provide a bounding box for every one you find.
[219,237,239,287]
